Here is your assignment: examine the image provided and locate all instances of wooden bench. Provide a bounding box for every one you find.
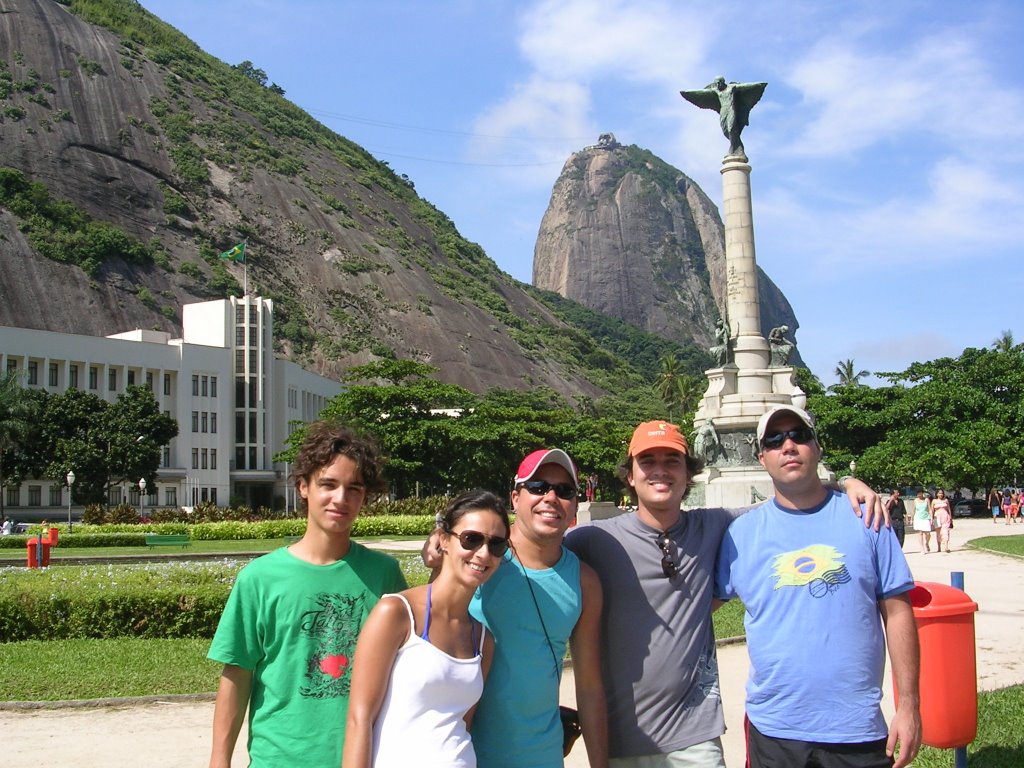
[144,534,192,549]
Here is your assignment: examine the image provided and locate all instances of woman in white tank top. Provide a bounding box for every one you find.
[344,490,511,767]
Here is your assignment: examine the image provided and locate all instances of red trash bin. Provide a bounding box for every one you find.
[47,526,59,547]
[899,581,979,749]
[26,538,52,568]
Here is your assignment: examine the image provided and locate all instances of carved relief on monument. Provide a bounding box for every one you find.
[717,430,760,466]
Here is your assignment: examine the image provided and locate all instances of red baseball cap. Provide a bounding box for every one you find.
[514,449,578,485]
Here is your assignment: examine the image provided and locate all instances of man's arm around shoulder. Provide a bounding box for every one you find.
[571,561,609,768]
[879,594,921,768]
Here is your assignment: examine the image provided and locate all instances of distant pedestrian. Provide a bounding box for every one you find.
[932,489,952,553]
[1010,492,1021,524]
[912,490,934,554]
[988,488,1002,524]
[1002,492,1012,524]
[886,490,906,547]
[0,515,11,536]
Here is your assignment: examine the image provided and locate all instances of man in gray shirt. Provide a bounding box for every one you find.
[565,420,883,767]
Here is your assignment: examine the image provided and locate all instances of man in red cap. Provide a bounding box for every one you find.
[426,448,608,768]
[565,418,884,767]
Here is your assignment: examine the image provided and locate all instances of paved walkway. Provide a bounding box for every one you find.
[2,518,1021,767]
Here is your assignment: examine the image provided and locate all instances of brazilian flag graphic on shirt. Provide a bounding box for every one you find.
[771,544,851,598]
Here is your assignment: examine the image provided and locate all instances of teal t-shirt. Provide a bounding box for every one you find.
[208,544,407,767]
[469,548,581,768]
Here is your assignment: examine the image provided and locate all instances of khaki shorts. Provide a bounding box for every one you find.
[610,738,725,768]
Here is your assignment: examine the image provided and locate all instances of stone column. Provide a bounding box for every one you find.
[721,157,769,373]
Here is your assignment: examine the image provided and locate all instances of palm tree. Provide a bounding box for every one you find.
[655,355,704,422]
[992,330,1016,352]
[834,359,869,387]
[0,370,37,519]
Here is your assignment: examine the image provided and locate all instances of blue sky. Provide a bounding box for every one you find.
[138,0,1024,385]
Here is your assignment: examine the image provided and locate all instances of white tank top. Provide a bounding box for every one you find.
[371,592,486,767]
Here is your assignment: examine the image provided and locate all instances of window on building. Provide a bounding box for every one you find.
[201,487,209,503]
[201,449,208,470]
[249,326,257,346]
[163,373,171,396]
[49,362,58,387]
[89,366,98,390]
[249,446,257,470]
[235,304,244,324]
[6,487,19,507]
[70,365,79,389]
[211,377,217,398]
[192,411,199,432]
[211,413,217,434]
[192,375,199,396]
[210,487,218,505]
[28,486,41,506]
[249,412,257,443]
[162,446,170,467]
[192,448,199,470]
[146,372,153,390]
[127,370,135,386]
[166,488,177,507]
[28,361,38,385]
[235,326,245,346]
[235,447,246,470]
[248,380,257,407]
[249,305,257,324]
[202,376,208,397]
[235,377,245,406]
[235,350,245,374]
[108,369,117,391]
[6,359,16,375]
[248,350,258,372]
[236,413,245,441]
[288,388,297,409]
[201,412,208,433]
[211,449,217,470]
[49,484,62,506]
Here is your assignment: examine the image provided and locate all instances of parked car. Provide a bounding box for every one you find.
[953,499,987,518]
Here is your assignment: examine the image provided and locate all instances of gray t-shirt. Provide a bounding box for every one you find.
[565,507,740,757]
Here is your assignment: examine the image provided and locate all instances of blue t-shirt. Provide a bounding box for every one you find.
[714,491,913,743]
[469,547,582,768]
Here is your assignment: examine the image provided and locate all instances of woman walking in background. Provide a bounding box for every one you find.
[344,490,510,768]
[912,489,934,554]
[932,489,953,553]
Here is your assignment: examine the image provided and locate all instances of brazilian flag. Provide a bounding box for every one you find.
[219,242,246,262]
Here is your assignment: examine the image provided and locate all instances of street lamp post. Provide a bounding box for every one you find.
[139,478,147,519]
[66,470,75,534]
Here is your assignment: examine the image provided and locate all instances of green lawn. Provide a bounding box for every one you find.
[969,535,1024,558]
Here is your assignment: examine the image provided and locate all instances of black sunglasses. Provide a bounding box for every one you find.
[760,427,815,451]
[517,480,578,501]
[453,529,510,558]
[657,532,678,578]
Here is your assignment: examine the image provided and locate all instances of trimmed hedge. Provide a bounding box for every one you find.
[0,561,241,641]
[0,515,441,547]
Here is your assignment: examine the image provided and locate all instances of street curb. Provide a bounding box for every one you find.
[0,692,215,711]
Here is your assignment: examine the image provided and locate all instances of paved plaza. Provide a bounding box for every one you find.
[1,517,1021,767]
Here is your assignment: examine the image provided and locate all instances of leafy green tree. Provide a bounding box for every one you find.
[10,386,177,506]
[833,359,870,387]
[992,329,1017,352]
[0,371,38,517]
[811,346,1024,493]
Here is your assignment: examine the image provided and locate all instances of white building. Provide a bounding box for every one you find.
[0,296,341,517]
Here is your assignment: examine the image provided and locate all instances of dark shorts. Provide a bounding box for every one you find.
[746,718,893,768]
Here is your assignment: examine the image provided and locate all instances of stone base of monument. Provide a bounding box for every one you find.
[686,463,835,510]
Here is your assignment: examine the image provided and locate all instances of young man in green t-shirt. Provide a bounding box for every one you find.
[208,421,407,767]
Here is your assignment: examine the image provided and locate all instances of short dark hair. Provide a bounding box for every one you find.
[616,451,704,504]
[439,489,511,539]
[290,420,387,512]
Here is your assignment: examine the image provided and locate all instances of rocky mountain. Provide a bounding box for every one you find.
[533,136,803,361]
[0,0,705,401]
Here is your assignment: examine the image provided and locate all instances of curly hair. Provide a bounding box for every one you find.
[616,451,704,504]
[290,420,387,511]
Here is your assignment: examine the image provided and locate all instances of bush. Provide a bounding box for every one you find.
[0,561,240,640]
[82,503,107,525]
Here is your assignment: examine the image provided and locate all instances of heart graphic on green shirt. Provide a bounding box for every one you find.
[319,654,349,679]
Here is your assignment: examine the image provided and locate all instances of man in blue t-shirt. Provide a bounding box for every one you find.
[715,405,921,768]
